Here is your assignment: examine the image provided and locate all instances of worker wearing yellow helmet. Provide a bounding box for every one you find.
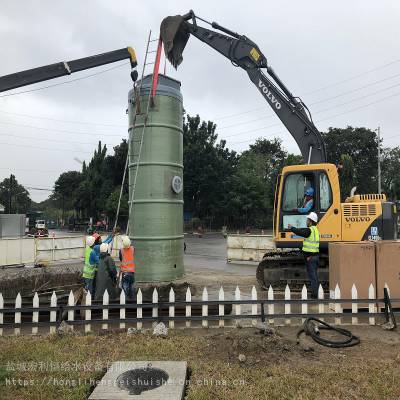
[287,212,320,298]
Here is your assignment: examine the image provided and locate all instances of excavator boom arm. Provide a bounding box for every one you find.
[160,12,327,164]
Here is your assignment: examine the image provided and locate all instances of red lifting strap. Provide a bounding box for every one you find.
[151,37,163,100]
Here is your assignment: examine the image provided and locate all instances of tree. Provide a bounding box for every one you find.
[225,151,269,227]
[381,146,400,200]
[75,141,109,219]
[0,175,31,214]
[323,126,378,194]
[51,171,83,216]
[224,138,303,228]
[105,186,129,221]
[183,114,237,225]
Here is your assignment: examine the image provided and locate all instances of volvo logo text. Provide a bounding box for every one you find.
[258,80,282,110]
[345,217,371,223]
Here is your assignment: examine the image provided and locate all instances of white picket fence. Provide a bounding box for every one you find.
[0,283,395,336]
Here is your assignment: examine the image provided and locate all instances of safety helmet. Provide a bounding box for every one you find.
[307,212,318,223]
[122,236,131,248]
[86,236,95,247]
[100,243,108,253]
[305,187,314,196]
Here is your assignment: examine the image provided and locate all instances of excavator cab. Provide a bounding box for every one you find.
[274,163,398,251]
[274,163,341,251]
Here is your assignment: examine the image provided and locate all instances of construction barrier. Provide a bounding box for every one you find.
[227,234,274,262]
[0,237,35,266]
[0,283,397,336]
[0,235,124,267]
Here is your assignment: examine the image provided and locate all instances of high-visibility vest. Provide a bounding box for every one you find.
[121,247,135,272]
[302,225,320,253]
[82,246,96,279]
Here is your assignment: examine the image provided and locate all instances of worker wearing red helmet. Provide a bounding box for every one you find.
[84,232,114,296]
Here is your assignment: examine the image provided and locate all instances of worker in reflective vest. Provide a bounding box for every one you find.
[288,212,320,298]
[82,236,96,296]
[119,235,136,299]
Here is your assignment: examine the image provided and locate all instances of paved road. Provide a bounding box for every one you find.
[184,233,257,276]
[46,230,258,278]
[48,229,86,237]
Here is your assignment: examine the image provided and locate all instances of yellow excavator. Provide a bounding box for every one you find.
[160,11,398,287]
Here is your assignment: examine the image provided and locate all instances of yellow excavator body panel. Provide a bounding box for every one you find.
[273,163,393,248]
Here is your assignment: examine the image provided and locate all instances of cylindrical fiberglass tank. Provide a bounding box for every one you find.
[127,74,184,282]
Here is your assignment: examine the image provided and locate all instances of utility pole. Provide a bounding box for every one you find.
[8,174,12,214]
[377,126,382,194]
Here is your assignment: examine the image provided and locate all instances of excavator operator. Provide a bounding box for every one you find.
[293,187,314,214]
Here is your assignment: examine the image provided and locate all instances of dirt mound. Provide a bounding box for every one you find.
[199,328,315,366]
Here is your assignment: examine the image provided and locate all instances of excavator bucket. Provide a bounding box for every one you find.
[160,15,190,69]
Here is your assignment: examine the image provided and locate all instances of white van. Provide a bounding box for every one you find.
[35,220,46,229]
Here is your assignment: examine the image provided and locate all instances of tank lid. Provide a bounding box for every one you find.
[128,74,182,102]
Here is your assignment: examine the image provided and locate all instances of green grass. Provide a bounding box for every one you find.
[0,330,399,400]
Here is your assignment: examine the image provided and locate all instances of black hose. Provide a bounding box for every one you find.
[297,317,360,348]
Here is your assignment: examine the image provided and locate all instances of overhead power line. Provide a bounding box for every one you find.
[4,75,397,143]
[309,72,400,106]
[0,141,93,154]
[313,81,400,114]
[0,132,116,148]
[0,167,61,173]
[316,90,400,123]
[0,109,125,127]
[228,90,400,146]
[305,58,400,95]
[0,61,130,98]
[213,58,400,120]
[218,72,400,131]
[2,57,398,127]
[0,120,125,137]
[1,81,398,150]
[222,81,400,139]
[24,186,53,191]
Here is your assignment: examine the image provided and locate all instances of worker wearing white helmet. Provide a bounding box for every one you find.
[118,236,136,299]
[287,212,320,298]
[82,236,97,296]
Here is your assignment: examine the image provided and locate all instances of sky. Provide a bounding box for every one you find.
[1,0,399,201]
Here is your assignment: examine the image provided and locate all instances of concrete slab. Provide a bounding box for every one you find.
[89,361,187,400]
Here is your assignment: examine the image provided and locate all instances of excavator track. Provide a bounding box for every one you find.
[256,249,329,291]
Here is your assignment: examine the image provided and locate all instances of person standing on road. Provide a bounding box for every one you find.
[94,243,118,301]
[287,211,320,298]
[119,236,136,300]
